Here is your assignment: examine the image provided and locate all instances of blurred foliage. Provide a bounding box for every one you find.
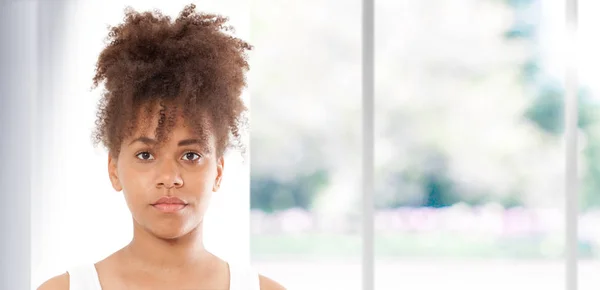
[251,170,328,213]
[524,84,597,135]
[581,119,600,210]
[506,0,600,210]
[249,0,600,213]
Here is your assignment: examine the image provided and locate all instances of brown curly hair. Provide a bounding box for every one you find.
[91,3,251,158]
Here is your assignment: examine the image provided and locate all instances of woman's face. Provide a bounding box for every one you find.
[107,112,223,240]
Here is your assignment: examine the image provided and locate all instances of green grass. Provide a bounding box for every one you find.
[250,233,597,260]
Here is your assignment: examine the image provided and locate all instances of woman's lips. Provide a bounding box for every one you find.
[151,196,188,213]
[152,203,187,213]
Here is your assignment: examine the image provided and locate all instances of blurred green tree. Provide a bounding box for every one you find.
[505,0,600,210]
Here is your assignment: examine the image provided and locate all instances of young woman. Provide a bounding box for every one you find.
[38,4,284,290]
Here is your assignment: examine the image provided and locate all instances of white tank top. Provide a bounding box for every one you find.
[66,263,260,290]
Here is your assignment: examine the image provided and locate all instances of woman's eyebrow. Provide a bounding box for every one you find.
[129,136,157,146]
[128,136,212,152]
[177,139,207,147]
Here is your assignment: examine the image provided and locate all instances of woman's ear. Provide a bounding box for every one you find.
[108,153,123,192]
[213,156,224,192]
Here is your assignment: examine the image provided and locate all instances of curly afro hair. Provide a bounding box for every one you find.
[91,3,252,158]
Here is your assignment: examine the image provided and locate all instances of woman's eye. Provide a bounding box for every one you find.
[136,152,154,160]
[183,152,201,161]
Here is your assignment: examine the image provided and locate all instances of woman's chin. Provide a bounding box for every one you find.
[135,216,201,240]
[151,226,195,240]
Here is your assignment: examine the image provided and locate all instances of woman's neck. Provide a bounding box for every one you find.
[123,222,209,271]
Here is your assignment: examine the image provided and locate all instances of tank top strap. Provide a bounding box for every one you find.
[67,264,102,290]
[228,262,260,290]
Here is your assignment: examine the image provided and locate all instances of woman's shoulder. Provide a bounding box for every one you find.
[258,274,286,290]
[227,260,285,290]
[37,262,103,290]
[35,268,286,290]
[37,272,69,290]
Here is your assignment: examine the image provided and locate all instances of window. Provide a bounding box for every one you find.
[28,0,594,289]
[577,0,600,289]
[248,0,363,288]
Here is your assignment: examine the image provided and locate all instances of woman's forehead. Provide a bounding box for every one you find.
[121,101,215,147]
[130,120,211,139]
[128,118,207,139]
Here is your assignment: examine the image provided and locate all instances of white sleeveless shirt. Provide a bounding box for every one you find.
[66,263,260,290]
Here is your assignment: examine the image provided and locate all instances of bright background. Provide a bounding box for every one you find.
[31,0,251,287]
[30,0,600,290]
